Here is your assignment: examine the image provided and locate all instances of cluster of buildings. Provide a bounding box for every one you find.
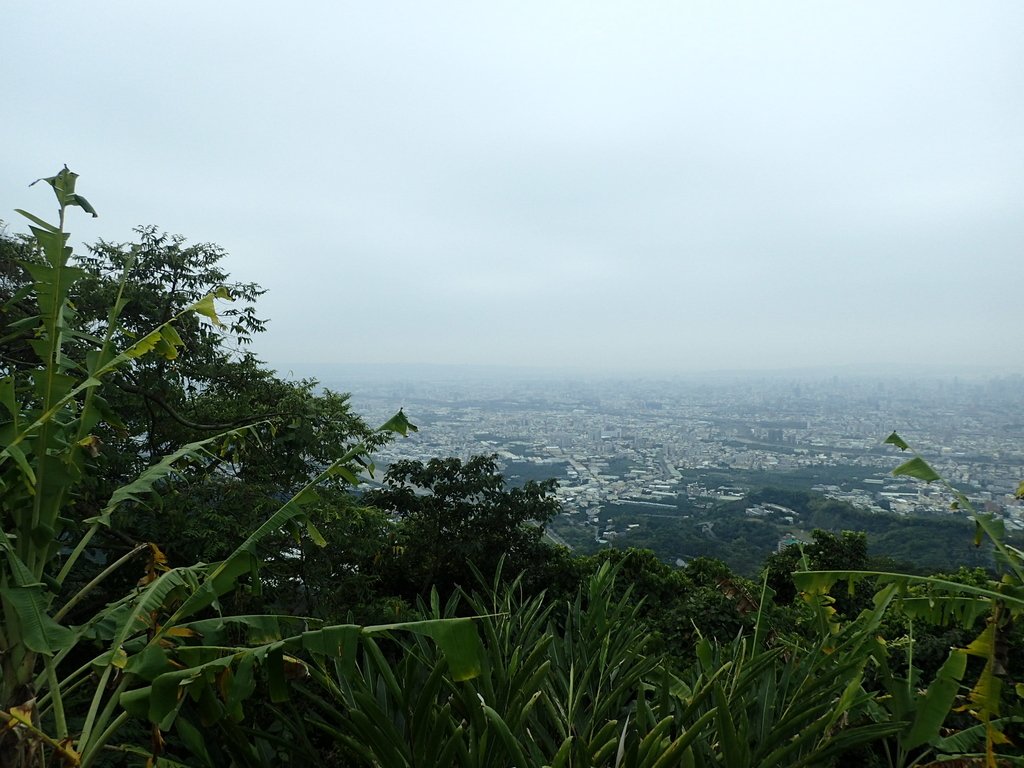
[342,373,1024,535]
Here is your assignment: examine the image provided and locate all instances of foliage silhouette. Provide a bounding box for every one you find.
[0,169,480,767]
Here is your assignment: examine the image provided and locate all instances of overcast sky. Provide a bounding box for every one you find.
[3,2,1022,377]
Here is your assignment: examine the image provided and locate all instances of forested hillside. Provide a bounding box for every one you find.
[2,171,1023,766]
[549,487,999,577]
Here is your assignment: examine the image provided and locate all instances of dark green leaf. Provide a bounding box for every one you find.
[884,431,910,451]
[70,193,98,217]
[893,456,940,483]
[377,408,417,436]
[14,208,59,232]
[903,648,967,750]
[0,586,76,654]
[368,617,483,681]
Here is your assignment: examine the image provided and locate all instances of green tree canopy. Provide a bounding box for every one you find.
[363,454,563,599]
[2,222,389,621]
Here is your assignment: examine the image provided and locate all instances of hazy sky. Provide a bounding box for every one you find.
[3,3,1022,376]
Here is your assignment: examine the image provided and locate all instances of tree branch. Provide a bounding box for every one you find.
[112,377,291,432]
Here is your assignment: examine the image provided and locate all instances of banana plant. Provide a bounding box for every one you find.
[794,431,1024,768]
[0,169,480,767]
[865,626,970,768]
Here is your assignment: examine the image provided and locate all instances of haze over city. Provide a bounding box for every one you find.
[3,2,1022,375]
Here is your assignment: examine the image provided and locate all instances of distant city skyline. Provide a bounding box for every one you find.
[341,373,1023,511]
[278,360,1024,385]
[3,2,1022,375]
